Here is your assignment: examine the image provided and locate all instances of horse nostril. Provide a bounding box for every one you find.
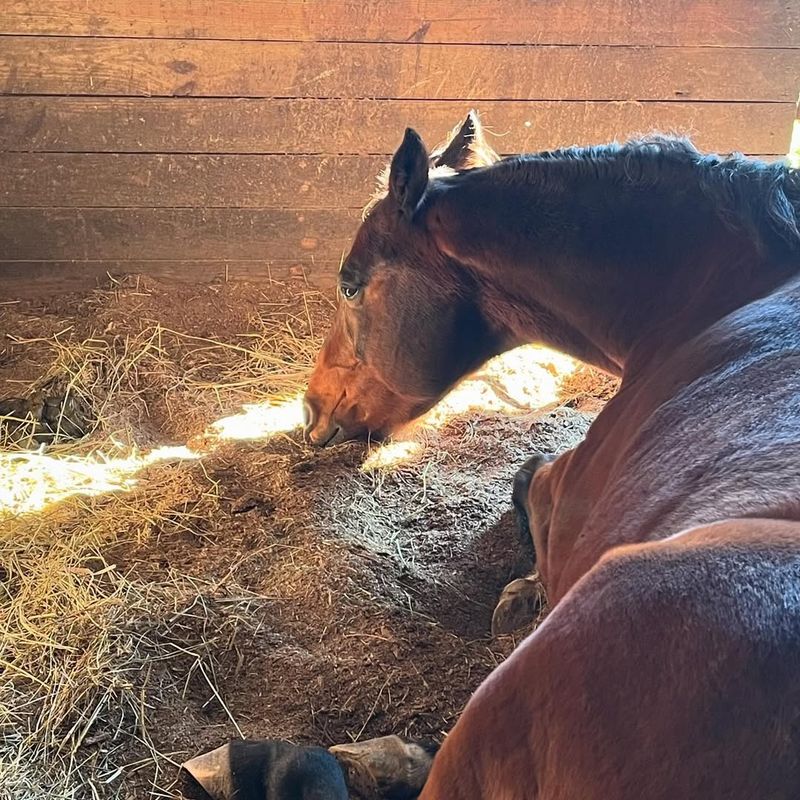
[303,400,316,432]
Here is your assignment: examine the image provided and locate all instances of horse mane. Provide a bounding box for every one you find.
[363,132,800,258]
[497,136,800,258]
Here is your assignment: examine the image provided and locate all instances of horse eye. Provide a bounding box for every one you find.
[340,284,362,301]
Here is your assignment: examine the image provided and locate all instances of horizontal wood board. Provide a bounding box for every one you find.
[1,0,796,293]
[3,0,799,46]
[0,151,785,209]
[1,37,796,101]
[1,98,791,155]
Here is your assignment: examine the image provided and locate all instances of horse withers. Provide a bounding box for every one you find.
[303,112,800,798]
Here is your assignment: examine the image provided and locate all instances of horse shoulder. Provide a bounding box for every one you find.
[540,282,800,600]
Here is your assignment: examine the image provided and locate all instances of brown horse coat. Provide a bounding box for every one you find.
[529,275,800,604]
[305,115,800,798]
[422,279,800,800]
[425,519,800,800]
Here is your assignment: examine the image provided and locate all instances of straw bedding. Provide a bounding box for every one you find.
[0,275,614,799]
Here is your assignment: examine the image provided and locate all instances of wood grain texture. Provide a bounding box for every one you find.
[0,260,339,295]
[2,0,796,295]
[0,154,386,208]
[1,97,791,156]
[3,0,799,46]
[1,36,795,101]
[1,151,783,209]
[0,208,360,261]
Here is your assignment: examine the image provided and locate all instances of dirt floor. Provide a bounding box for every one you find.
[0,275,617,800]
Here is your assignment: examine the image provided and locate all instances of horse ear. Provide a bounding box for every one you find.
[389,128,429,217]
[432,110,500,170]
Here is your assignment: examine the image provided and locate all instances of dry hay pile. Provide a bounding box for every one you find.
[0,276,616,800]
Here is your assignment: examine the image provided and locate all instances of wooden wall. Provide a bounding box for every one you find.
[1,1,797,294]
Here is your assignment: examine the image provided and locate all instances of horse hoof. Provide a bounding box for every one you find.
[329,735,436,800]
[491,574,547,636]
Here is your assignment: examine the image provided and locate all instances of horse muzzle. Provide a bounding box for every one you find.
[303,396,364,447]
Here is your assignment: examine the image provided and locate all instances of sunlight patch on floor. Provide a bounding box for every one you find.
[0,396,306,517]
[360,440,423,472]
[0,445,199,516]
[423,345,575,427]
[206,394,305,442]
[0,347,575,515]
[360,344,576,470]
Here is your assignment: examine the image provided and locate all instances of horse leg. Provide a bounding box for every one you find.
[492,453,557,636]
[511,452,556,553]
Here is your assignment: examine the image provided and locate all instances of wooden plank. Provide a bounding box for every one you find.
[0,260,339,296]
[0,151,783,209]
[0,154,386,208]
[2,0,798,47]
[0,37,794,101]
[0,98,792,157]
[0,208,360,261]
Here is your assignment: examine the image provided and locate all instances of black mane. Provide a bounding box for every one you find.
[493,136,800,259]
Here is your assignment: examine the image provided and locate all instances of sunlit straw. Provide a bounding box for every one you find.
[361,440,423,472]
[422,345,575,427]
[0,446,199,515]
[361,344,576,470]
[0,397,305,517]
[0,347,576,515]
[207,394,305,442]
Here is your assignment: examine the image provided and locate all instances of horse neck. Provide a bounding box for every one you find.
[427,168,797,374]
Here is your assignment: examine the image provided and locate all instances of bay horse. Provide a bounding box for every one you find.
[304,112,800,798]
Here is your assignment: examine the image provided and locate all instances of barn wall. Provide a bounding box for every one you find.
[0,0,797,294]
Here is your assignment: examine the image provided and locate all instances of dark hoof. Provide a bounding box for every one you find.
[491,573,547,636]
[182,740,348,800]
